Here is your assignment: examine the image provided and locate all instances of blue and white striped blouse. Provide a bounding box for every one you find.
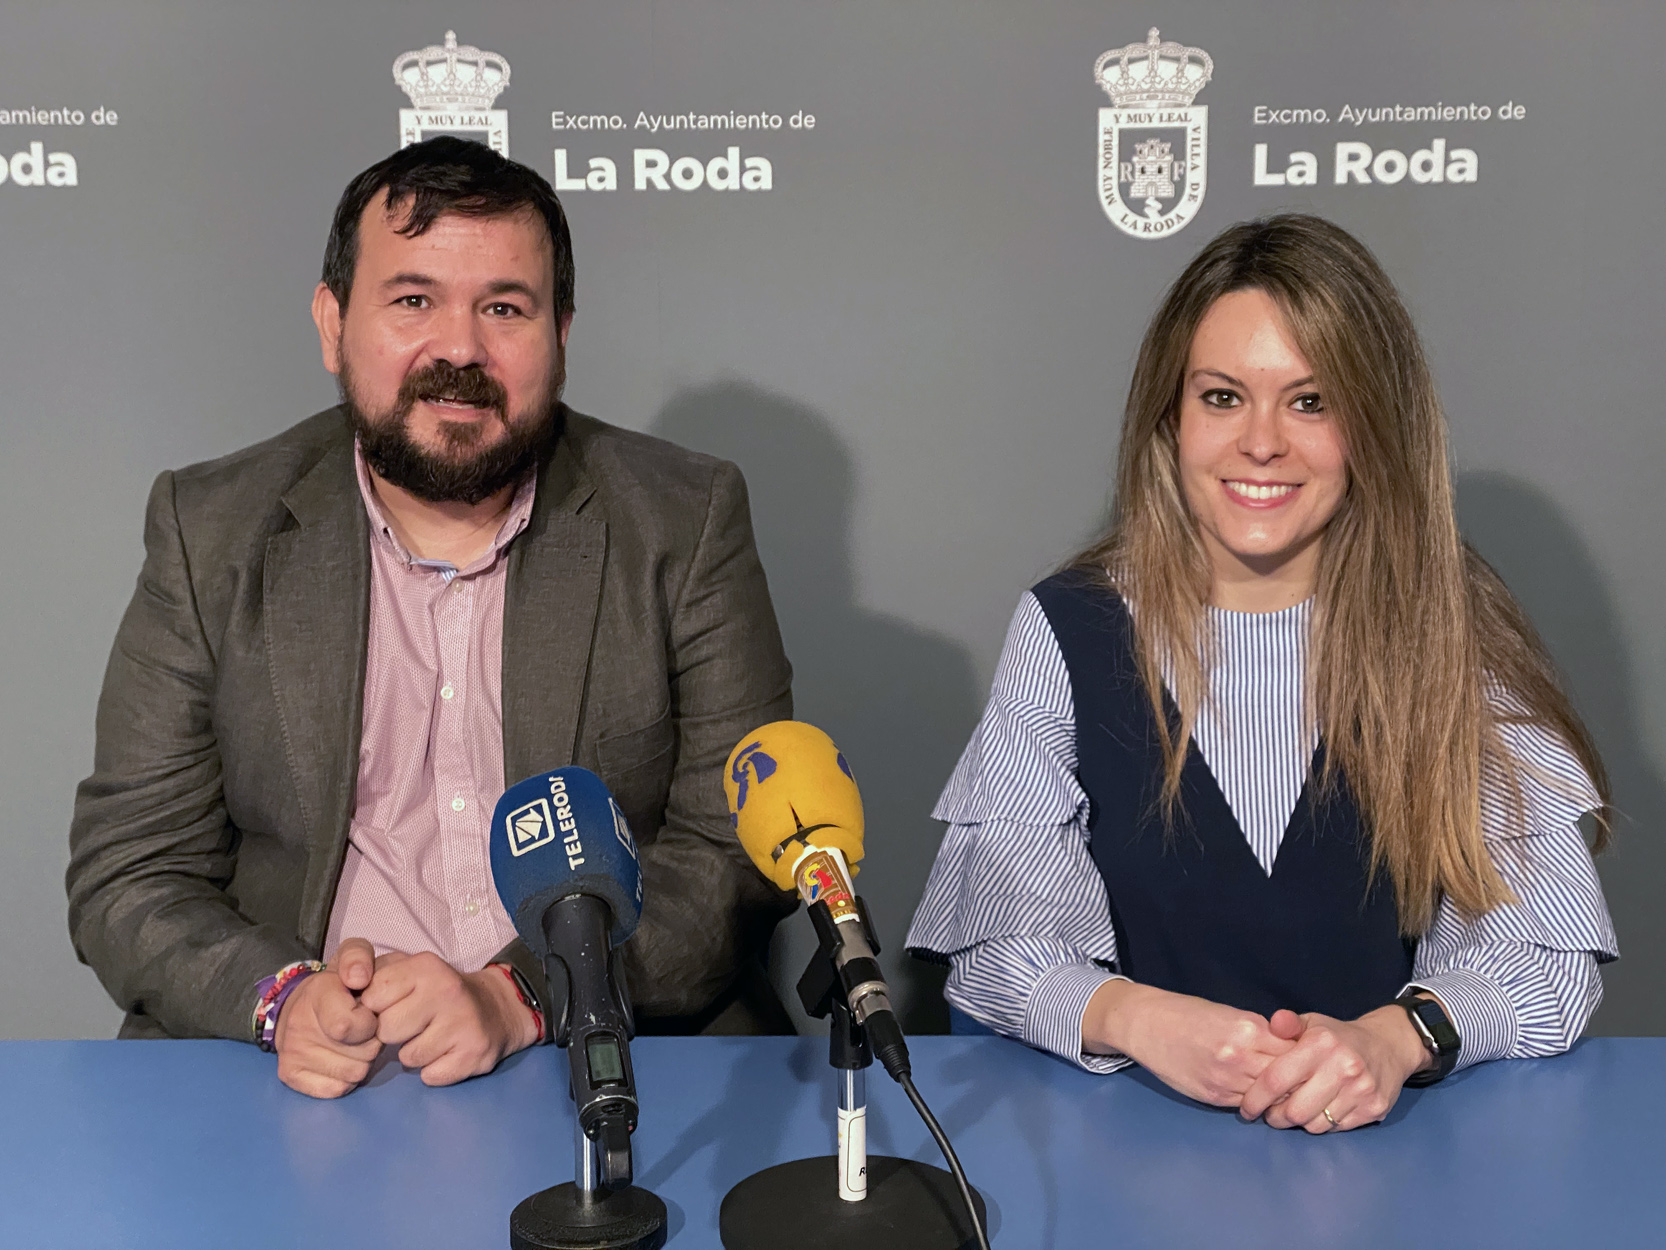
[906,592,1620,1074]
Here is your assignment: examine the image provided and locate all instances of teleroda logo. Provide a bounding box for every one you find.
[608,798,643,904]
[608,799,639,861]
[1094,28,1213,239]
[395,30,511,155]
[505,797,556,857]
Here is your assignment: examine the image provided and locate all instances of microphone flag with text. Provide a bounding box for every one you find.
[491,766,643,1190]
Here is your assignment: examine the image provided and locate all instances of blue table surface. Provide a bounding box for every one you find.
[0,1035,1660,1249]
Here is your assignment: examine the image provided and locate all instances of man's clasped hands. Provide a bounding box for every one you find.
[1085,979,1436,1134]
[274,938,540,1098]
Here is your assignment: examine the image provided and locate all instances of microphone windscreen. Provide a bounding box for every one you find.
[724,722,864,891]
[490,766,643,956]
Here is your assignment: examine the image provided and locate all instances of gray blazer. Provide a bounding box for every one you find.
[67,406,797,1041]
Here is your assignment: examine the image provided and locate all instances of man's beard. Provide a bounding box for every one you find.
[340,355,563,505]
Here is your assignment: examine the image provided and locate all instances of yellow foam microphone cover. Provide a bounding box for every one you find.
[724,721,865,891]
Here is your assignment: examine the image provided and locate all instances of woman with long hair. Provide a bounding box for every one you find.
[907,214,1616,1133]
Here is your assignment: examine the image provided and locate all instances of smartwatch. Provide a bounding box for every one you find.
[1395,990,1460,1086]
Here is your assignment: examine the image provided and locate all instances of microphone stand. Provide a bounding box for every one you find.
[719,897,988,1249]
[827,974,871,1202]
[509,896,668,1250]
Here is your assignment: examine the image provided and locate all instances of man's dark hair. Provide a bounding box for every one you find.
[322,136,575,317]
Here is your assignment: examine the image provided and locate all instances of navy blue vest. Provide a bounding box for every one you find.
[1031,572,1413,1020]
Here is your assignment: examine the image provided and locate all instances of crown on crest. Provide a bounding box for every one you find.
[1094,28,1212,108]
[393,31,510,110]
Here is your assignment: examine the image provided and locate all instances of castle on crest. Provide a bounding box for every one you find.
[1124,137,1180,202]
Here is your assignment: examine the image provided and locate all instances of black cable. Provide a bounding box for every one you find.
[898,1072,991,1250]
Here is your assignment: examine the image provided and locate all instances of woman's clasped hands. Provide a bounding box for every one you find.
[1083,979,1434,1133]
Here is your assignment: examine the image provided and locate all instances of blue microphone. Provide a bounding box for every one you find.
[492,767,644,1190]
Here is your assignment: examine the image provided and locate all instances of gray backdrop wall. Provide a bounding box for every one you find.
[2,0,1661,1040]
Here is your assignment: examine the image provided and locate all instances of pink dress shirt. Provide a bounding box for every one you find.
[321,447,536,972]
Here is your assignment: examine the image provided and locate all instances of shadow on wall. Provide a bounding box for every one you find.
[1457,471,1666,1036]
[652,382,982,1035]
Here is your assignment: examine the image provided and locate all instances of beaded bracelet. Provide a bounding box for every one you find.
[252,960,327,1052]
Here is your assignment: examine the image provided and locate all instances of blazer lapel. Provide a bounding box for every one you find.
[502,424,606,785]
[264,432,370,948]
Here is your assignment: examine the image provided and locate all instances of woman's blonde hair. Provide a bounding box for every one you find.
[1074,213,1609,933]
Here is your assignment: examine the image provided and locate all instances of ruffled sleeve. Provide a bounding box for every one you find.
[1408,700,1618,1068]
[906,593,1126,1072]
[907,592,1112,960]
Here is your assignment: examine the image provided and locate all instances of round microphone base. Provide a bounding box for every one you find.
[510,1182,668,1250]
[720,1154,988,1249]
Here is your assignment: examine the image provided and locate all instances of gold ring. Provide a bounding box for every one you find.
[1321,1108,1338,1128]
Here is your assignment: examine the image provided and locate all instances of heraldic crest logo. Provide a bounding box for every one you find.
[1095,28,1213,238]
[394,30,511,154]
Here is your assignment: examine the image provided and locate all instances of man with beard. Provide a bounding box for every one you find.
[66,138,796,1097]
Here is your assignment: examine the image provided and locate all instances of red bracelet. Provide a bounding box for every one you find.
[492,963,546,1044]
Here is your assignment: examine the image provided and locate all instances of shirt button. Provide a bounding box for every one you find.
[463,899,481,917]
[452,582,466,595]
[440,685,455,700]
[452,796,466,812]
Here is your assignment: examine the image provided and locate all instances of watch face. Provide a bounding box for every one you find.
[1413,1000,1460,1052]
